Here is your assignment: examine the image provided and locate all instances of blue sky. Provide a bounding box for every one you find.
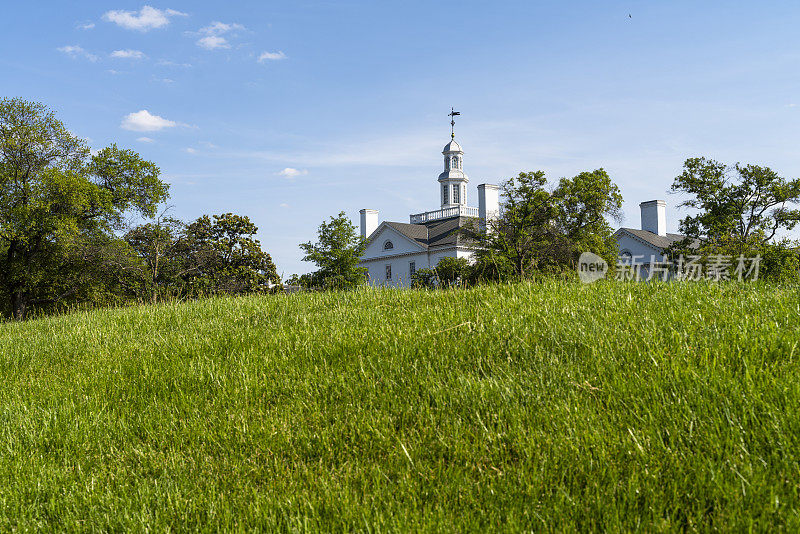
[3,1,800,276]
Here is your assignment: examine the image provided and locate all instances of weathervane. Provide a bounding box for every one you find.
[448,107,461,139]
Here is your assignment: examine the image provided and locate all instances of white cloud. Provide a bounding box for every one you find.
[185,147,197,154]
[136,137,155,143]
[102,6,187,32]
[278,167,308,178]
[57,45,99,62]
[157,59,192,68]
[77,22,95,30]
[110,49,146,59]
[197,35,229,50]
[279,203,289,208]
[194,20,244,50]
[258,51,286,62]
[121,110,178,132]
[200,141,218,148]
[200,21,245,34]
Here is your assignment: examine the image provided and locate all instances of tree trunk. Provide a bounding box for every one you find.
[11,291,27,321]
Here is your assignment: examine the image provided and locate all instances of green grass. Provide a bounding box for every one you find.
[1,281,799,531]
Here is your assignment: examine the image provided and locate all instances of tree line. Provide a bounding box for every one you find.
[0,98,278,320]
[4,98,799,318]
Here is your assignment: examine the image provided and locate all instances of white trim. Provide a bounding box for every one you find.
[359,245,475,264]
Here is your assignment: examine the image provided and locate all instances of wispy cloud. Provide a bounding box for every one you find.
[279,203,289,208]
[77,22,95,30]
[103,6,187,32]
[121,110,178,132]
[185,147,197,154]
[194,21,245,50]
[200,141,218,149]
[277,167,308,178]
[136,137,155,143]
[258,51,286,63]
[57,45,99,62]
[157,59,192,68]
[201,21,245,34]
[110,49,146,59]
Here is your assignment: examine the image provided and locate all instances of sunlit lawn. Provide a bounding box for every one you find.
[0,280,798,530]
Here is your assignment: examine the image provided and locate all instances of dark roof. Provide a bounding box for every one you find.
[380,216,476,250]
[385,222,428,247]
[616,228,699,250]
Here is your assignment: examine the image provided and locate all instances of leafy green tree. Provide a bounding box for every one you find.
[300,212,367,290]
[286,273,315,289]
[471,169,622,279]
[411,267,438,289]
[124,212,186,303]
[0,98,168,319]
[667,158,800,281]
[551,169,624,268]
[483,171,555,278]
[435,257,470,286]
[180,213,280,295]
[670,158,800,247]
[666,158,800,281]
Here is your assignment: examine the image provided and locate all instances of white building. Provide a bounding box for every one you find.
[615,200,696,277]
[358,135,499,287]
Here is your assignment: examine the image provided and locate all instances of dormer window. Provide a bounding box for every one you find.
[384,240,394,250]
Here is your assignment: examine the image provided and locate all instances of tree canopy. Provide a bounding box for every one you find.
[671,157,800,246]
[471,169,622,279]
[300,212,367,289]
[0,98,168,319]
[667,157,800,281]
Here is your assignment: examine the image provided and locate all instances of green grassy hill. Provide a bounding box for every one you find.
[1,281,799,531]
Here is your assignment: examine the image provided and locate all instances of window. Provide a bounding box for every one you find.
[409,261,416,277]
[452,156,458,169]
[442,184,449,204]
[385,264,392,280]
[444,156,449,170]
[452,184,460,204]
[384,240,394,250]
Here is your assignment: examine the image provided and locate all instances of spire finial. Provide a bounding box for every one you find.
[448,107,460,140]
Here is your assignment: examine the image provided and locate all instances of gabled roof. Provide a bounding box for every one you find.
[370,216,476,250]
[385,222,428,247]
[616,228,699,251]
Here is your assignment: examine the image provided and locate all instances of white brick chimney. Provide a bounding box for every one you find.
[478,184,500,232]
[359,209,378,239]
[640,200,666,236]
